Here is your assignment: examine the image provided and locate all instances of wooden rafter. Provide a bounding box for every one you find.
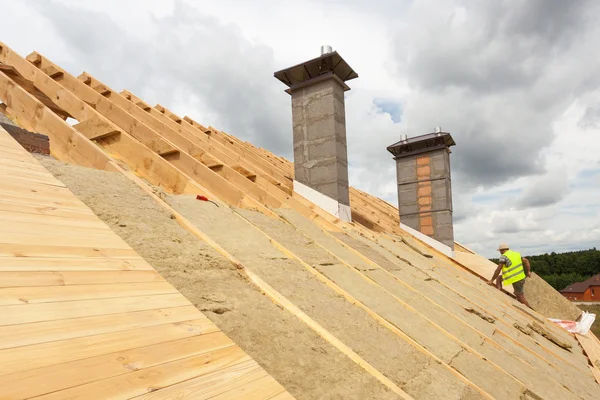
[22,50,273,211]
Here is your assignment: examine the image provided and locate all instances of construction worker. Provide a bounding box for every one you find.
[488,243,532,308]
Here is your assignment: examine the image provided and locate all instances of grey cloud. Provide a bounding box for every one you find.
[392,0,600,191]
[406,0,593,95]
[578,104,600,129]
[493,221,522,235]
[514,171,569,209]
[28,0,293,157]
[502,0,592,45]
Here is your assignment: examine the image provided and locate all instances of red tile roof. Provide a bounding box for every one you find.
[561,274,600,293]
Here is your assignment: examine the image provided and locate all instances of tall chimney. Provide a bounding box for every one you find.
[274,46,358,221]
[387,129,456,250]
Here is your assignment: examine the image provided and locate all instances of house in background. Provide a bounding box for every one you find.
[561,274,600,301]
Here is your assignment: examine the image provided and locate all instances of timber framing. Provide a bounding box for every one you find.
[23,50,271,212]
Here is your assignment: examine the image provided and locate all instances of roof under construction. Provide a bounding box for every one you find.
[0,41,599,399]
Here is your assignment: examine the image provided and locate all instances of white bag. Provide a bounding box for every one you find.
[548,311,596,335]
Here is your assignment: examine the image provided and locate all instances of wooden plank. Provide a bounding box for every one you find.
[0,332,234,399]
[34,346,253,400]
[0,219,116,238]
[0,153,46,167]
[0,231,131,249]
[0,243,139,258]
[0,170,64,186]
[0,319,216,376]
[0,306,202,350]
[0,178,80,197]
[73,117,120,140]
[0,281,178,305]
[0,209,109,229]
[0,199,99,219]
[0,154,52,170]
[0,162,61,179]
[133,360,282,400]
[0,156,46,170]
[0,293,189,326]
[269,392,297,400]
[0,154,44,167]
[0,270,163,288]
[0,189,89,210]
[0,145,46,157]
[0,196,92,213]
[577,332,600,384]
[0,256,152,271]
[207,375,286,400]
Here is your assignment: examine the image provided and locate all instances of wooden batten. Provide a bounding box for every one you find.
[0,44,217,196]
[41,65,63,79]
[73,118,120,141]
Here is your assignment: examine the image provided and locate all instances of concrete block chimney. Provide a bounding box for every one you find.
[274,46,358,221]
[387,129,456,251]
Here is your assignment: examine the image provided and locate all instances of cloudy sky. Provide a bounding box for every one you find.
[1,0,599,257]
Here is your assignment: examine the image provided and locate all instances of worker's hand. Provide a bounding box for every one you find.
[487,280,494,286]
[526,272,531,278]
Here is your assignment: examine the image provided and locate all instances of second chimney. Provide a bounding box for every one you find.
[387,129,456,251]
[274,46,358,221]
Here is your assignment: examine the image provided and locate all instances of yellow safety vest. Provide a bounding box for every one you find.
[501,250,526,286]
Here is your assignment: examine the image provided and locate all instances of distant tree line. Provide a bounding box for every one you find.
[489,248,600,291]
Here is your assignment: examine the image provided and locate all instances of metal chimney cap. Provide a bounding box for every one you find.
[400,134,408,142]
[434,126,442,133]
[321,45,333,55]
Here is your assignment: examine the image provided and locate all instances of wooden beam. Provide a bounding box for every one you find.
[23,54,269,209]
[123,89,292,191]
[72,118,120,141]
[0,42,214,197]
[18,50,261,206]
[72,73,285,210]
[0,63,71,120]
[0,72,114,171]
[182,115,294,188]
[115,90,349,232]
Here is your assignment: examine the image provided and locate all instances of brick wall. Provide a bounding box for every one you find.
[416,155,434,235]
[0,123,50,155]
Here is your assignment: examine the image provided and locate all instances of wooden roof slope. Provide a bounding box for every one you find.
[0,126,292,399]
[0,41,599,398]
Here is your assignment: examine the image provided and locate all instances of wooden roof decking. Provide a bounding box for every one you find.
[0,126,292,399]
